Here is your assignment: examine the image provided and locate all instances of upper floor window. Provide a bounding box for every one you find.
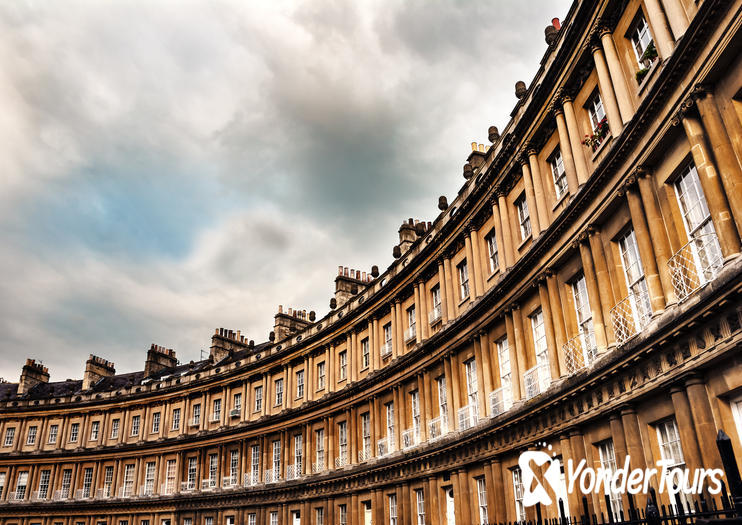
[151,412,160,433]
[457,260,470,300]
[26,425,37,445]
[70,423,79,442]
[406,306,417,341]
[587,91,609,150]
[530,309,548,361]
[464,358,479,408]
[549,148,568,200]
[296,370,304,398]
[192,403,201,425]
[485,230,499,273]
[89,421,99,441]
[172,408,181,430]
[5,427,17,446]
[631,12,657,71]
[233,392,242,411]
[361,338,370,369]
[339,350,347,380]
[254,386,263,412]
[317,362,326,390]
[383,323,392,344]
[516,195,531,240]
[110,419,119,439]
[513,467,525,522]
[213,399,222,421]
[48,424,58,444]
[618,229,652,324]
[571,274,597,366]
[275,378,284,406]
[130,415,140,436]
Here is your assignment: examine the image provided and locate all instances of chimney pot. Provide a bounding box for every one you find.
[515,81,527,99]
[488,126,500,143]
[438,196,448,211]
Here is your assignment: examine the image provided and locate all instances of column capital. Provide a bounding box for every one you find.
[556,87,574,104]
[618,403,636,416]
[683,373,705,388]
[517,150,530,166]
[690,83,711,101]
[567,427,584,438]
[671,96,696,126]
[495,187,508,198]
[547,100,563,118]
[544,267,555,278]
[507,302,520,311]
[577,230,590,243]
[635,165,652,178]
[526,146,538,158]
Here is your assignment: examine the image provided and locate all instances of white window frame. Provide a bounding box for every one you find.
[486,231,499,273]
[296,370,305,399]
[275,378,284,406]
[26,425,37,445]
[513,467,525,522]
[317,362,326,390]
[549,148,568,200]
[89,421,99,441]
[130,416,139,436]
[151,412,160,434]
[458,260,470,300]
[172,408,181,430]
[477,477,489,525]
[361,338,370,369]
[254,386,263,412]
[516,195,532,240]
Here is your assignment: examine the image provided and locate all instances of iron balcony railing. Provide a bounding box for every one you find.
[668,232,723,302]
[97,486,113,499]
[457,402,479,431]
[8,491,25,502]
[53,489,70,501]
[524,362,551,399]
[563,329,598,375]
[209,414,221,423]
[222,475,239,488]
[335,454,349,468]
[428,304,442,324]
[610,288,652,345]
[229,408,241,418]
[311,461,325,474]
[286,463,302,480]
[264,469,280,484]
[75,488,93,500]
[380,341,393,358]
[201,478,217,491]
[180,481,197,493]
[428,415,448,440]
[244,472,260,486]
[377,435,396,456]
[118,486,133,499]
[31,490,48,502]
[160,483,175,496]
[358,446,373,463]
[138,485,155,497]
[401,427,421,449]
[404,325,417,343]
[488,386,512,417]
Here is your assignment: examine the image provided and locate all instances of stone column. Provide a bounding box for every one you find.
[599,29,633,124]
[448,356,462,428]
[559,433,580,515]
[520,159,541,235]
[569,428,594,515]
[491,197,508,273]
[554,108,580,194]
[620,405,648,508]
[490,459,506,523]
[443,357,458,425]
[417,282,429,340]
[422,371,433,441]
[437,260,449,324]
[413,284,423,344]
[478,331,494,401]
[679,107,741,257]
[470,227,485,297]
[528,149,551,230]
[443,257,457,319]
[370,318,379,371]
[427,476,440,525]
[591,43,623,135]
[505,311,522,401]
[624,180,666,312]
[685,375,723,471]
[456,469,472,525]
[660,0,689,41]
[390,301,398,359]
[576,236,609,353]
[537,280,561,379]
[545,272,567,354]
[636,169,677,305]
[587,228,616,344]
[464,231,480,298]
[498,191,516,268]
[643,0,676,59]
[472,337,488,418]
[670,385,704,473]
[511,305,529,397]
[693,87,742,234]
[397,299,406,355]
[561,95,590,185]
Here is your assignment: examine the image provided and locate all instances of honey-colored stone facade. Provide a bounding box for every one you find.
[2,0,742,524]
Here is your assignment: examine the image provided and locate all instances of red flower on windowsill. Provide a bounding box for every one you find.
[581,117,609,150]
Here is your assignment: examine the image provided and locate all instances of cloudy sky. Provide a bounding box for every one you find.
[0,0,571,382]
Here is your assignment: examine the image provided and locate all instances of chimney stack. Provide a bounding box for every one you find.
[398,219,416,254]
[83,355,115,390]
[18,359,49,395]
[144,344,177,377]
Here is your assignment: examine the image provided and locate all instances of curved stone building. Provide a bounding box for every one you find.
[2,0,742,524]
